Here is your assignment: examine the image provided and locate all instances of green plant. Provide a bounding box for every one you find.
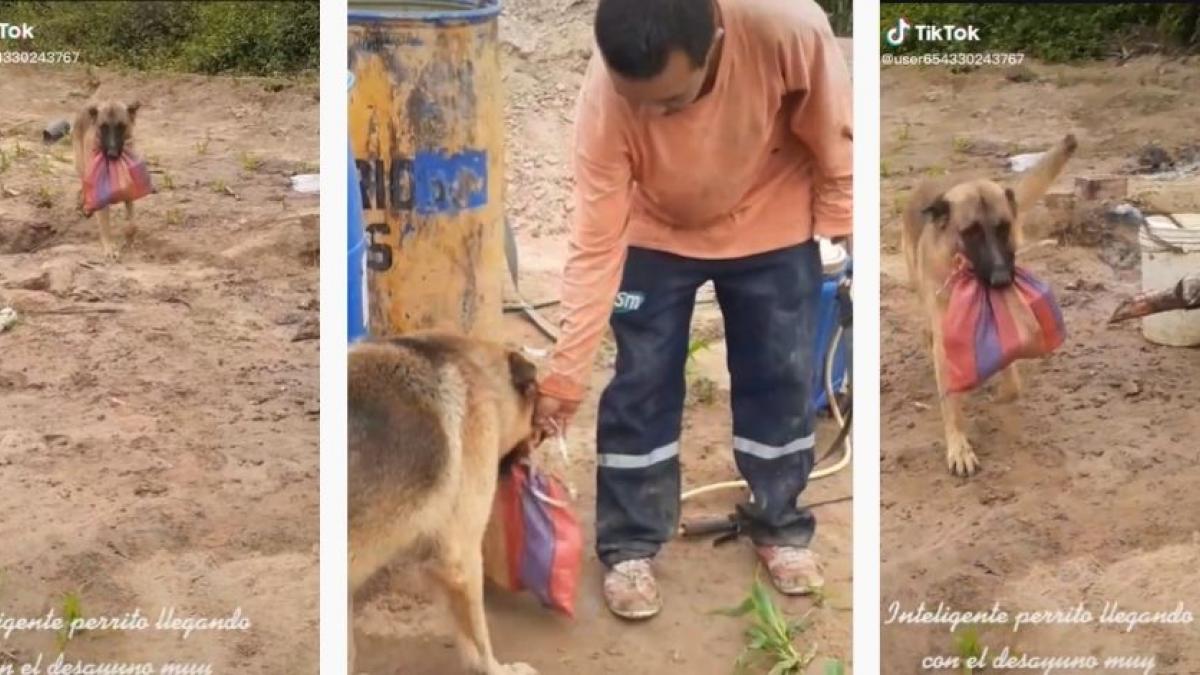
[160,172,175,190]
[33,185,54,209]
[815,0,851,37]
[165,208,184,226]
[824,661,846,675]
[0,148,10,174]
[686,337,713,365]
[194,133,212,155]
[952,137,971,154]
[57,591,84,649]
[239,151,262,172]
[717,575,817,675]
[953,625,985,674]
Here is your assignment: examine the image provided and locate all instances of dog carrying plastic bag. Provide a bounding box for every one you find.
[82,150,154,215]
[482,460,582,617]
[942,262,1066,394]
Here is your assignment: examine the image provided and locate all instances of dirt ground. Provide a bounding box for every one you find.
[0,67,319,672]
[879,58,1200,671]
[351,4,854,675]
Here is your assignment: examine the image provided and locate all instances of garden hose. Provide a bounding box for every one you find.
[680,279,853,504]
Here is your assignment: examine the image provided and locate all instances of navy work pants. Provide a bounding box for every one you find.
[595,241,823,567]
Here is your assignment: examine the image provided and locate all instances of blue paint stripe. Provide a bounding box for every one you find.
[349,0,500,25]
[412,149,488,216]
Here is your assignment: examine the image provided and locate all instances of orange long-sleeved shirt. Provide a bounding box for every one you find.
[541,0,853,402]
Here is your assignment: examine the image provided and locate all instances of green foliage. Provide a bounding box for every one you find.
[56,591,83,649]
[0,1,318,75]
[953,625,985,674]
[816,0,852,37]
[716,575,818,675]
[881,3,1200,62]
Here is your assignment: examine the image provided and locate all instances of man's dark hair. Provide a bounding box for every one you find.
[594,0,716,80]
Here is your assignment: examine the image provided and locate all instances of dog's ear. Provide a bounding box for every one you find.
[126,101,140,120]
[1004,187,1018,216]
[86,104,98,121]
[507,350,538,400]
[922,196,951,228]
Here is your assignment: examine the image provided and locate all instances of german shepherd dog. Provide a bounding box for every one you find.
[901,134,1076,477]
[348,333,540,675]
[72,101,140,260]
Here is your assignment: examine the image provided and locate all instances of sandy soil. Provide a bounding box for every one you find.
[0,67,319,673]
[879,58,1200,672]
[351,4,854,674]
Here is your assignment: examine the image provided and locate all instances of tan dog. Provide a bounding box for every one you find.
[901,134,1076,476]
[72,100,140,260]
[348,332,539,675]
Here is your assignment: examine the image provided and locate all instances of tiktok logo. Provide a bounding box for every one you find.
[885,17,911,47]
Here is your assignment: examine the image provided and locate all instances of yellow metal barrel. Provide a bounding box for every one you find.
[349,0,505,338]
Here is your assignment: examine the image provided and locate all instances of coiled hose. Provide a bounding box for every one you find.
[679,281,853,503]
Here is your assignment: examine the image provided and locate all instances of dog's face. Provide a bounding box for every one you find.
[924,180,1019,288]
[502,349,539,453]
[88,101,140,159]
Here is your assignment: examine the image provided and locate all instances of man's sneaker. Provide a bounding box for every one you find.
[756,546,824,596]
[602,558,661,620]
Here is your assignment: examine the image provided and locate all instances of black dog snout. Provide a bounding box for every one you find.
[988,267,1014,288]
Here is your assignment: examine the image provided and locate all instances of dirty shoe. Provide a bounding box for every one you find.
[756,546,824,596]
[603,558,661,620]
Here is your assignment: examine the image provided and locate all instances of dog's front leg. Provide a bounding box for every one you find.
[122,201,137,253]
[97,207,118,260]
[995,363,1022,403]
[931,324,978,476]
[434,548,537,675]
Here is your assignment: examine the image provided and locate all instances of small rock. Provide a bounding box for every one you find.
[1122,380,1141,397]
[12,272,50,291]
[134,482,168,497]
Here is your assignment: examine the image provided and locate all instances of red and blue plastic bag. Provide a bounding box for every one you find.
[83,150,154,215]
[942,264,1066,393]
[482,460,582,617]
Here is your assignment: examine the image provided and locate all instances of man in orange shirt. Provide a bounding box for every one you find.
[534,0,852,620]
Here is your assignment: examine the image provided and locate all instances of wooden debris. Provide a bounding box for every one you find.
[1074,176,1128,202]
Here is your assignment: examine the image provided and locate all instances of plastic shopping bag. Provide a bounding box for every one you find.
[482,459,582,617]
[942,264,1066,393]
[83,150,153,215]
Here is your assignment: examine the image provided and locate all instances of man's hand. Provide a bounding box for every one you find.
[531,393,581,447]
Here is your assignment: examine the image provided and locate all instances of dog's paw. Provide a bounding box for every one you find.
[495,663,538,675]
[946,435,979,477]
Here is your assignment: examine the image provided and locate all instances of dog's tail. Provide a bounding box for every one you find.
[1013,134,1077,210]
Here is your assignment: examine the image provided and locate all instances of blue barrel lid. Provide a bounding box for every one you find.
[349,0,501,24]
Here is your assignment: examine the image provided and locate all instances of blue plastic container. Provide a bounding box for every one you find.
[348,71,368,343]
[811,250,851,412]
